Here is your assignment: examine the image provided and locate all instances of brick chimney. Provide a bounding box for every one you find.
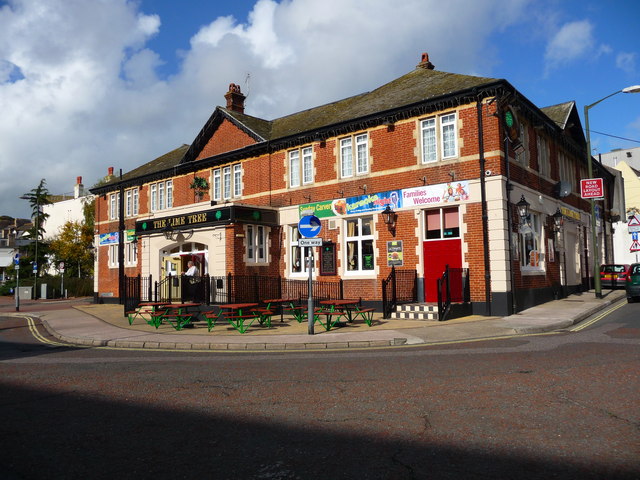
[417,52,435,70]
[74,176,84,199]
[224,83,246,113]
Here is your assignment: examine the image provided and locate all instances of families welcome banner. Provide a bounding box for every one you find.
[299,181,470,218]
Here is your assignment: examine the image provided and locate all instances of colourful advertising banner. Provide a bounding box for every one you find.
[402,181,470,207]
[346,190,402,215]
[299,199,342,218]
[99,231,118,246]
[299,181,469,219]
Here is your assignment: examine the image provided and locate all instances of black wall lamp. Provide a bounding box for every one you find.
[516,195,530,224]
[552,208,564,235]
[163,224,193,242]
[381,205,397,236]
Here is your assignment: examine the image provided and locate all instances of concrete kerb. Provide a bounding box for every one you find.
[9,289,627,351]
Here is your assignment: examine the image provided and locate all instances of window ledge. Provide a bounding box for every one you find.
[521,268,545,276]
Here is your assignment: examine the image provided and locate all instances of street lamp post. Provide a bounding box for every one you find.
[583,85,640,298]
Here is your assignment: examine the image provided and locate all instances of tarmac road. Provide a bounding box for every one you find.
[0,298,638,479]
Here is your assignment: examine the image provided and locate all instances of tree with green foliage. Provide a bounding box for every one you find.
[20,179,52,278]
[48,220,94,278]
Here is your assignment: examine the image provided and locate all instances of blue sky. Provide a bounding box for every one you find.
[1,0,638,218]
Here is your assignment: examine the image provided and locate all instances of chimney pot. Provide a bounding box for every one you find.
[224,83,246,113]
[417,52,435,70]
[108,167,114,176]
[76,176,82,185]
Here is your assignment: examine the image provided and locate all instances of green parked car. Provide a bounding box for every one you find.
[625,263,640,303]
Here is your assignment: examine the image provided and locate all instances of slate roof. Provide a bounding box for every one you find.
[223,67,501,143]
[99,144,189,188]
[540,101,574,129]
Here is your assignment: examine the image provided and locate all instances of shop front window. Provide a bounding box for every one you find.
[519,212,544,271]
[290,226,307,275]
[345,216,374,273]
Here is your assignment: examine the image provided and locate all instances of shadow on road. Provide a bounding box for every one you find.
[0,382,636,480]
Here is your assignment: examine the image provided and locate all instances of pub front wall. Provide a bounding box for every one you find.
[93,97,594,313]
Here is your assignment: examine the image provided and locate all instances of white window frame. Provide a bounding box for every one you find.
[289,225,309,277]
[302,147,313,184]
[233,164,242,197]
[108,244,118,268]
[150,184,157,211]
[344,216,375,275]
[132,188,139,216]
[246,225,269,264]
[223,166,231,200]
[166,180,173,209]
[213,169,221,201]
[519,212,545,273]
[109,193,120,220]
[440,113,457,159]
[125,241,137,267]
[150,181,172,212]
[289,149,301,187]
[340,133,368,178]
[124,188,139,218]
[421,113,458,164]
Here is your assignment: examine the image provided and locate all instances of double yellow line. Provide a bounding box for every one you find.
[569,300,627,332]
[21,316,69,347]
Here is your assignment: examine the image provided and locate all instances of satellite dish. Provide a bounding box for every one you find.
[554,181,571,198]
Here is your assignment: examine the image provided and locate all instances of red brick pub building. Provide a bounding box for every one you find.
[91,53,620,318]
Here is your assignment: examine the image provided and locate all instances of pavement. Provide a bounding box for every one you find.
[0,289,627,351]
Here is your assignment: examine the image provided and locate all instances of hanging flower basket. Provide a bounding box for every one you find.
[189,176,209,199]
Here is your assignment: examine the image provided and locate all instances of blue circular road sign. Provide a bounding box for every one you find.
[298,215,322,238]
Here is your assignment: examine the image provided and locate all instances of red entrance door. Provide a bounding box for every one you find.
[423,239,462,302]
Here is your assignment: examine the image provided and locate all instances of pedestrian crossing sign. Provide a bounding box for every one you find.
[631,240,640,252]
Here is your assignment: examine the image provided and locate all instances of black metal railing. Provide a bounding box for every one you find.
[381,267,418,319]
[437,266,470,321]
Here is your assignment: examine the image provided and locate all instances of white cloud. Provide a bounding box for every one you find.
[616,52,637,74]
[0,0,534,218]
[544,20,595,72]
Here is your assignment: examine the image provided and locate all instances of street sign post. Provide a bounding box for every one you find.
[298,215,322,335]
[14,253,20,312]
[298,238,322,247]
[580,178,604,199]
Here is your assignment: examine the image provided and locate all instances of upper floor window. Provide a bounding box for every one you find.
[289,146,314,187]
[109,193,120,220]
[340,133,368,178]
[421,113,458,164]
[558,151,576,192]
[345,216,374,273]
[537,135,550,177]
[213,164,241,201]
[125,188,139,217]
[150,180,173,212]
[515,124,529,166]
[234,164,242,197]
